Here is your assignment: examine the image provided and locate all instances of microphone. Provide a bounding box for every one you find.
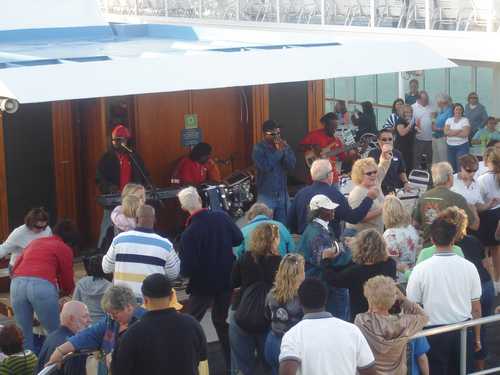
[120,143,133,153]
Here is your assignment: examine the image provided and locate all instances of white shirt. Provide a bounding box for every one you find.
[0,224,52,266]
[280,312,375,375]
[451,174,483,205]
[479,172,500,210]
[407,253,481,326]
[474,161,488,180]
[445,117,470,146]
[412,102,433,141]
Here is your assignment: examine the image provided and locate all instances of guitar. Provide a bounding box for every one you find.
[304,142,361,168]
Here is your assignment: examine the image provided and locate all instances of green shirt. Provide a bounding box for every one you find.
[0,351,37,375]
[412,187,475,245]
[416,245,464,263]
[472,127,500,152]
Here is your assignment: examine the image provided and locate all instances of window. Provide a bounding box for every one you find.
[424,68,447,103]
[449,66,472,105]
[377,73,398,105]
[355,75,376,102]
[476,67,493,114]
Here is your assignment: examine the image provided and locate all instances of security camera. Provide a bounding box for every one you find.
[0,98,19,114]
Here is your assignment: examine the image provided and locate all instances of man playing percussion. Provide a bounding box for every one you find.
[173,142,221,185]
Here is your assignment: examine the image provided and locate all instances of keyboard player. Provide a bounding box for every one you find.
[96,125,149,248]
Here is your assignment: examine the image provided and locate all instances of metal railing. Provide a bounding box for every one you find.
[410,314,500,375]
[99,0,500,31]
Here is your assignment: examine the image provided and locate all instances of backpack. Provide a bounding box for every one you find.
[235,281,272,334]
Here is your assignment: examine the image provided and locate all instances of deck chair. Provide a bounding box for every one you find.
[330,0,355,25]
[406,0,430,28]
[460,0,497,31]
[350,0,372,26]
[432,0,465,30]
[377,0,407,27]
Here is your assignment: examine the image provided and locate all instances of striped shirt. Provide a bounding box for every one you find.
[0,351,37,375]
[102,228,180,297]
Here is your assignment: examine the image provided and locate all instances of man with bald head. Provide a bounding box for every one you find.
[37,301,90,373]
[288,158,379,237]
[102,204,181,300]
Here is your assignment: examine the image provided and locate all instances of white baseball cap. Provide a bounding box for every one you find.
[309,194,339,210]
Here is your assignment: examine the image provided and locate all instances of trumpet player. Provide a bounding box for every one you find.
[252,120,296,224]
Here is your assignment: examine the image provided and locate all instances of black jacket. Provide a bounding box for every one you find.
[112,309,207,375]
[96,149,149,194]
[180,209,243,295]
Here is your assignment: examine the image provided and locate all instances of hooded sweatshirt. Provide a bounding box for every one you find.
[73,276,112,323]
[354,299,428,375]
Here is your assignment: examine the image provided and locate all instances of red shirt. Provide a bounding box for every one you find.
[300,129,346,183]
[117,152,132,191]
[175,157,221,185]
[12,235,75,295]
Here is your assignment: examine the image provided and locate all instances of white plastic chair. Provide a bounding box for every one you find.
[377,0,407,27]
[459,0,497,31]
[349,0,372,25]
[432,0,464,29]
[330,0,356,25]
[406,0,430,28]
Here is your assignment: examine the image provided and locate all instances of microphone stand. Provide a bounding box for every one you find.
[121,144,164,208]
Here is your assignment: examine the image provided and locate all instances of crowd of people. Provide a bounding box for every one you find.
[0,83,499,375]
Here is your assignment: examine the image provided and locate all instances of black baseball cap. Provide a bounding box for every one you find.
[141,273,173,298]
[262,120,281,133]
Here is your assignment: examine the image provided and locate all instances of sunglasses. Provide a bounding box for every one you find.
[33,224,48,230]
[380,138,393,142]
[265,132,280,136]
[364,170,377,176]
[464,168,478,173]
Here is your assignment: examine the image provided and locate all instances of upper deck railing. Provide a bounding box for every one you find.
[99,0,499,32]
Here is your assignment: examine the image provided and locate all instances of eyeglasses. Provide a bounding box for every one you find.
[380,138,393,142]
[364,170,377,176]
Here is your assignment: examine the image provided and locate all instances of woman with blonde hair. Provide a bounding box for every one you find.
[263,254,305,375]
[354,275,428,375]
[382,196,420,283]
[323,229,397,321]
[111,195,142,234]
[229,223,282,375]
[346,151,391,235]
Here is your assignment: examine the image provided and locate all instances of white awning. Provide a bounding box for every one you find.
[0,38,455,104]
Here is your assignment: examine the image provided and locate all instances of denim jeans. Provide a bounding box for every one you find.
[447,142,469,173]
[264,331,281,375]
[228,311,268,375]
[326,287,350,321]
[257,193,289,226]
[11,276,60,351]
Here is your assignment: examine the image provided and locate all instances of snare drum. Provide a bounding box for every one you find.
[199,185,229,212]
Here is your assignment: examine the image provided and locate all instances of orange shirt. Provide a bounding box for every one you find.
[300,129,346,183]
[175,157,221,185]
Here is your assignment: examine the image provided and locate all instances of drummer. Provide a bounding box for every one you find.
[367,128,411,195]
[172,142,221,186]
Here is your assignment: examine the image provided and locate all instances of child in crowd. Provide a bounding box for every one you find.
[73,254,112,324]
[354,276,428,375]
[111,195,142,234]
[0,324,38,375]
